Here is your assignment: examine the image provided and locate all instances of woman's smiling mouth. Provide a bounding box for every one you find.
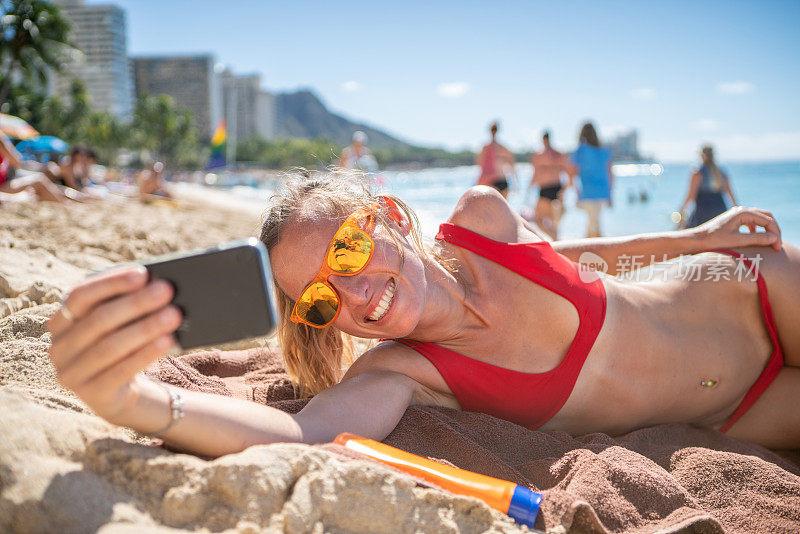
[367,279,396,321]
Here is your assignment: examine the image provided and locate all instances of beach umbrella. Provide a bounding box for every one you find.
[0,113,39,139]
[15,136,69,155]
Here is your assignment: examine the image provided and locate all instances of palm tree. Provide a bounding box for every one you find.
[132,93,199,167]
[0,0,73,102]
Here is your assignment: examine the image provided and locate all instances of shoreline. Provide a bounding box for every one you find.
[171,182,270,220]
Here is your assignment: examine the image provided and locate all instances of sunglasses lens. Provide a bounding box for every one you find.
[296,281,340,326]
[327,226,373,274]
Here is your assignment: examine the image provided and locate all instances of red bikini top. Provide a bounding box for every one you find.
[394,223,606,429]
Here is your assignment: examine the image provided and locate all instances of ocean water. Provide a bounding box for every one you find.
[217,161,800,245]
[376,161,800,244]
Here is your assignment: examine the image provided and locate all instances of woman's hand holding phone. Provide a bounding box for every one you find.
[47,266,183,423]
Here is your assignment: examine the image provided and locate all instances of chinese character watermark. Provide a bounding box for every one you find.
[578,253,761,283]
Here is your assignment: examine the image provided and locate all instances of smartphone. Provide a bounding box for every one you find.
[142,238,279,350]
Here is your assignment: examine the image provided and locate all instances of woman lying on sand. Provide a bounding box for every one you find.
[48,176,800,458]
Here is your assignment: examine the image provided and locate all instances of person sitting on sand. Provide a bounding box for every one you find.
[0,132,67,203]
[529,130,574,240]
[137,162,173,201]
[45,145,90,191]
[476,122,515,198]
[48,174,799,459]
[84,149,101,185]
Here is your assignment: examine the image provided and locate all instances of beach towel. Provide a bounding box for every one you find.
[147,348,800,533]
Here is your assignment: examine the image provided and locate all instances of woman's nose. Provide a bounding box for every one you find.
[328,274,370,305]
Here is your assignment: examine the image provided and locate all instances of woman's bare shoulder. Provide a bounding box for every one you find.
[347,341,431,377]
[344,340,454,403]
[447,186,547,243]
[447,186,519,242]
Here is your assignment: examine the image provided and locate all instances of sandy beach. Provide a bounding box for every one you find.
[2,193,800,533]
[0,195,523,533]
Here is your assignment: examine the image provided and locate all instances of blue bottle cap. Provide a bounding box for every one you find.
[507,485,542,528]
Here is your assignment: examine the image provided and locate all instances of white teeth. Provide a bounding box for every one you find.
[368,280,396,321]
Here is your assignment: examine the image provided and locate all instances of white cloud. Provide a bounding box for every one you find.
[341,80,362,92]
[436,82,470,98]
[629,88,657,101]
[716,81,755,95]
[693,119,720,132]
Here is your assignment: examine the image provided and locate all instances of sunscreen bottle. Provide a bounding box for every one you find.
[333,433,541,527]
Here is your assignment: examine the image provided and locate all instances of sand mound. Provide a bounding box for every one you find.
[0,388,511,533]
[0,199,518,533]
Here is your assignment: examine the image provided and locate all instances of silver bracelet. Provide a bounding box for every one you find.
[145,378,186,438]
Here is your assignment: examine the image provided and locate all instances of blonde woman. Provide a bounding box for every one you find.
[679,145,738,228]
[48,175,797,459]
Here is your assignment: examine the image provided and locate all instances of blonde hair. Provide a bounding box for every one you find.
[701,145,725,191]
[259,172,440,397]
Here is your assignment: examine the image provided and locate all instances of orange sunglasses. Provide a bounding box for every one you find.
[290,208,377,328]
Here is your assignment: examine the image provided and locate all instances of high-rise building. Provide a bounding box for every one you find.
[219,70,261,146]
[256,91,276,140]
[609,131,643,162]
[132,55,221,139]
[53,0,135,118]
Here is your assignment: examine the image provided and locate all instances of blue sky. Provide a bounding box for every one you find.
[105,0,799,162]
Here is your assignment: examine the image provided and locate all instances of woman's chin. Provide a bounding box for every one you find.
[348,313,419,340]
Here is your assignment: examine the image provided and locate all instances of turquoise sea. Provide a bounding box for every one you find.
[220,161,800,245]
[377,161,800,244]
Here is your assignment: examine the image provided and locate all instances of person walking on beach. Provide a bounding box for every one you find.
[476,122,515,198]
[529,130,574,240]
[339,131,378,174]
[569,122,613,237]
[678,145,738,229]
[48,172,800,461]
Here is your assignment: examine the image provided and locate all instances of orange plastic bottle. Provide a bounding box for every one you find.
[334,433,541,527]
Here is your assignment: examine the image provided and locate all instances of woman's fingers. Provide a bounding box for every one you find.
[58,305,181,390]
[733,210,782,250]
[48,266,149,337]
[755,210,782,250]
[49,279,174,369]
[740,209,782,250]
[744,229,781,247]
[88,334,175,409]
[756,208,775,219]
[46,264,184,420]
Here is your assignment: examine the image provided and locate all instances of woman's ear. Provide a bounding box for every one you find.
[377,196,411,236]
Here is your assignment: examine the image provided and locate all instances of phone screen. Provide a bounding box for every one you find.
[144,239,278,350]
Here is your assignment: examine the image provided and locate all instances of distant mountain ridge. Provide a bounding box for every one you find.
[274,90,410,149]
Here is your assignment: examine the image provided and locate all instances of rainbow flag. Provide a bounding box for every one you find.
[206,119,227,170]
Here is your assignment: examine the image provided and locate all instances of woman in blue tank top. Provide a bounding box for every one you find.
[679,145,738,228]
[569,122,614,237]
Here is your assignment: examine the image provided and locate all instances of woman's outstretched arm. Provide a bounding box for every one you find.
[102,367,415,457]
[48,266,415,457]
[552,207,783,275]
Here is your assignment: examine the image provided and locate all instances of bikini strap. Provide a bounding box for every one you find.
[435,223,601,309]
